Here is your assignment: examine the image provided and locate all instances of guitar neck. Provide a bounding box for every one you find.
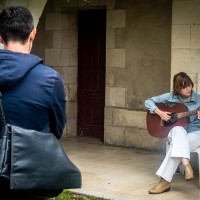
[177,110,197,119]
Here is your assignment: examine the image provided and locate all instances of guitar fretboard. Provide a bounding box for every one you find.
[177,110,197,119]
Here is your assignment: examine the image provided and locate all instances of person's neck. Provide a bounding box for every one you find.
[4,41,30,54]
[181,95,191,102]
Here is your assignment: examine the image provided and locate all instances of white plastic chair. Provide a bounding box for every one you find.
[179,147,200,188]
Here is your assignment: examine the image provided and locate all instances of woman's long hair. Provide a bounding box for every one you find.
[173,72,194,95]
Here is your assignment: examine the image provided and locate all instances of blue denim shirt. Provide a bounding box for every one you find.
[145,91,200,133]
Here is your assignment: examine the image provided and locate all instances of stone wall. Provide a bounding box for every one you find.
[171,0,200,93]
[104,0,171,152]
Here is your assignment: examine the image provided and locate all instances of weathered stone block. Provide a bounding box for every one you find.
[45,13,62,30]
[106,87,126,107]
[125,127,166,152]
[66,119,77,136]
[113,109,146,129]
[106,49,125,68]
[61,49,70,67]
[191,25,200,49]
[104,125,125,146]
[107,10,126,29]
[67,102,77,119]
[173,0,200,25]
[104,107,113,126]
[67,84,77,101]
[45,49,60,66]
[172,25,190,48]
[61,31,77,49]
[63,67,77,84]
[106,29,115,49]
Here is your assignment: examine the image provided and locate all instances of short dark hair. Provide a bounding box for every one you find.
[173,72,194,95]
[0,5,34,45]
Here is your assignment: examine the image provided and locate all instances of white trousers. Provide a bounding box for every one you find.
[156,126,200,182]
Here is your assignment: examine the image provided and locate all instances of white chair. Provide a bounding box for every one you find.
[179,147,200,188]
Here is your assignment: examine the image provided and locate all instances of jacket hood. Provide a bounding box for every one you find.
[0,49,43,88]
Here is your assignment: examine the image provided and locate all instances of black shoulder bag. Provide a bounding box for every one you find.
[0,93,81,190]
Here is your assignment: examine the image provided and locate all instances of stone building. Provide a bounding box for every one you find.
[0,0,200,157]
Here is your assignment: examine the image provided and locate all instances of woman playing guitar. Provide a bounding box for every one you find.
[145,72,200,194]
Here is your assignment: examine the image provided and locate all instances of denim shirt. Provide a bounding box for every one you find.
[144,91,200,133]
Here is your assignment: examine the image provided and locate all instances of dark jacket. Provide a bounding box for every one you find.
[0,49,66,139]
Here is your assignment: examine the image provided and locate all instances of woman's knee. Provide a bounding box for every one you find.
[168,126,187,137]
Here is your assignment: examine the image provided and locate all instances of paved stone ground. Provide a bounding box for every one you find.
[61,137,200,200]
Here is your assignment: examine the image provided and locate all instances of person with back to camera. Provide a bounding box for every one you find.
[0,5,66,200]
[145,72,200,194]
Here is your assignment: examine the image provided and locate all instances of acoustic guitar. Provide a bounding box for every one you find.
[146,103,197,138]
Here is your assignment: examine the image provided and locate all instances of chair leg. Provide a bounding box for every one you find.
[192,148,200,189]
[179,163,184,175]
[196,150,200,188]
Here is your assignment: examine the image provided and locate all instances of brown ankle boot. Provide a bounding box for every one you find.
[148,178,171,194]
[184,163,194,181]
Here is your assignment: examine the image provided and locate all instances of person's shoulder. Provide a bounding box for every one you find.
[160,91,173,98]
[192,91,200,101]
[192,91,200,96]
[33,63,61,77]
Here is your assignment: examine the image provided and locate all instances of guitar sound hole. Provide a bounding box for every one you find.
[164,112,177,127]
[169,113,177,123]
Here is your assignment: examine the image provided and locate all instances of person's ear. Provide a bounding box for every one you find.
[0,36,4,44]
[30,28,37,42]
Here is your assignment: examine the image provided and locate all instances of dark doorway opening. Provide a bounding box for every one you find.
[77,9,106,141]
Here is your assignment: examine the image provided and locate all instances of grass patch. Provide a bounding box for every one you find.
[55,190,111,200]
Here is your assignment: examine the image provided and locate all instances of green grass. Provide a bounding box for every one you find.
[55,190,111,200]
